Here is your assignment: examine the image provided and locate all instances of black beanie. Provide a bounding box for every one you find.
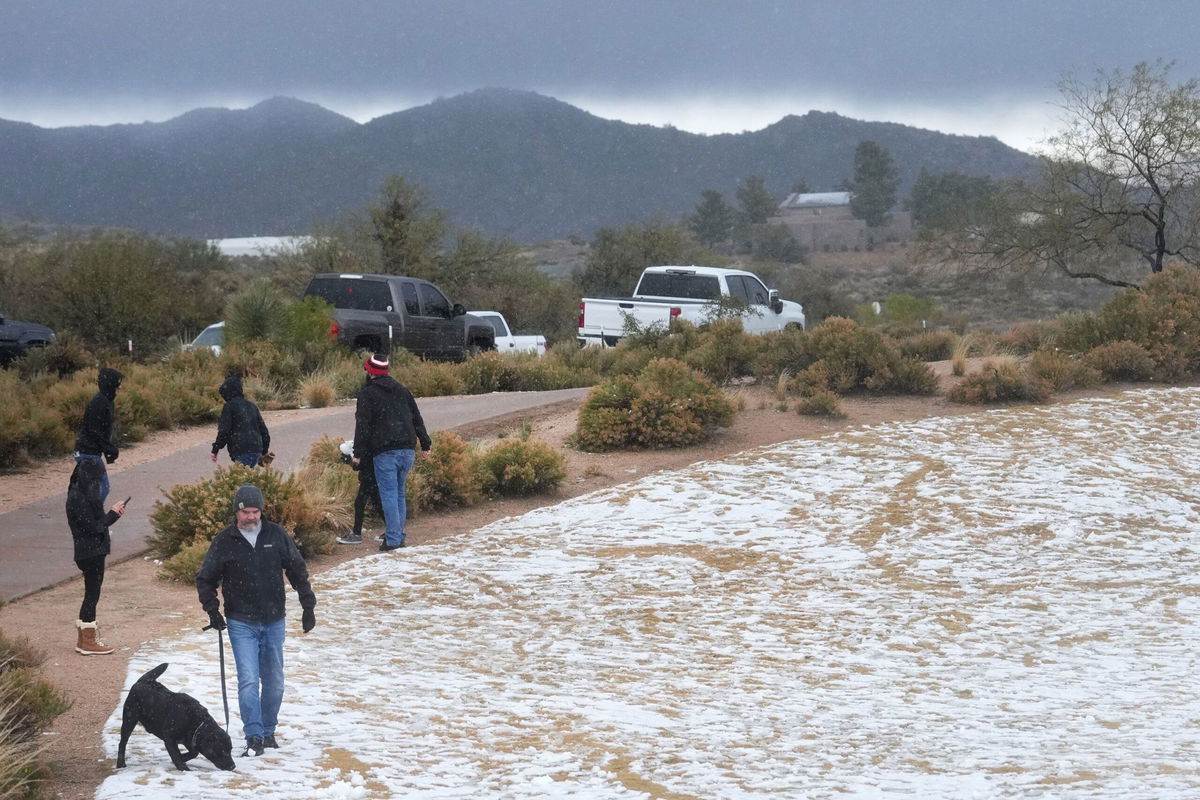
[233,484,264,513]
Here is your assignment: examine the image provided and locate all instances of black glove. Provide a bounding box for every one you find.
[206,610,226,631]
[302,608,316,633]
[105,450,118,465]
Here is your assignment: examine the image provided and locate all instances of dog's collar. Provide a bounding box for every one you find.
[190,718,211,750]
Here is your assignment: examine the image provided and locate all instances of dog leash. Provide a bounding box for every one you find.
[201,623,231,732]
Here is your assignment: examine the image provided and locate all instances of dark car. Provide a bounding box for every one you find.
[0,313,55,365]
[303,273,495,361]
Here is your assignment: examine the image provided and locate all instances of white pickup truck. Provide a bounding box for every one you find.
[468,311,548,356]
[577,265,805,347]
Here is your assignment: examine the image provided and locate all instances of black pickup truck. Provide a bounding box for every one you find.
[0,313,55,365]
[303,273,495,361]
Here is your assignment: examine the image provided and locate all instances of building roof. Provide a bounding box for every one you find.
[778,191,852,209]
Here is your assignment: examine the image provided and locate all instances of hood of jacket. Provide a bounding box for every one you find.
[98,367,123,400]
[365,374,403,396]
[219,374,244,402]
[69,455,106,492]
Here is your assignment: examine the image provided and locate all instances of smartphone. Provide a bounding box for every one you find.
[122,496,132,506]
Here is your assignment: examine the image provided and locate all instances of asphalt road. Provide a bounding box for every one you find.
[0,388,589,602]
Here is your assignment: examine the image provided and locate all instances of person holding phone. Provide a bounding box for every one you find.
[66,458,127,655]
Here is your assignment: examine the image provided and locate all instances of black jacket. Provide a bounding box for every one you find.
[352,375,431,460]
[74,367,123,460]
[66,458,119,561]
[211,375,270,459]
[196,519,315,625]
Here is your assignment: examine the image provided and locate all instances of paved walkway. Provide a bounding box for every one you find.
[0,388,588,602]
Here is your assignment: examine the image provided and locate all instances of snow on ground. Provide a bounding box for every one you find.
[98,388,1200,799]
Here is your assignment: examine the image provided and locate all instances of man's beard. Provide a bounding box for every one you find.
[238,519,262,534]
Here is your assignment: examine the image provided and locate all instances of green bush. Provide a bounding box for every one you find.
[1082,340,1156,382]
[480,437,567,496]
[803,317,938,395]
[681,318,760,384]
[149,464,335,581]
[574,358,734,451]
[409,431,486,513]
[999,321,1058,355]
[948,359,1051,405]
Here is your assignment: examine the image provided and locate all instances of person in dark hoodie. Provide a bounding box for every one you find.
[352,353,431,551]
[73,366,123,503]
[210,373,270,468]
[66,457,127,655]
[196,484,316,757]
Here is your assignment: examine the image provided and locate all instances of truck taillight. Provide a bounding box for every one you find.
[669,307,682,318]
[328,320,339,340]
[578,301,585,328]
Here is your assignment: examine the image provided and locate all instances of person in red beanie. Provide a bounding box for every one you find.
[351,353,431,550]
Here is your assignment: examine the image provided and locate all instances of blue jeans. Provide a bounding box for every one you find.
[74,453,110,503]
[232,452,261,468]
[373,448,415,546]
[226,618,286,740]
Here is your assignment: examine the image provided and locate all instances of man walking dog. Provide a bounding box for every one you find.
[196,484,316,757]
[352,353,431,551]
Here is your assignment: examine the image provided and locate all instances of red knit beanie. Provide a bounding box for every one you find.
[364,353,390,376]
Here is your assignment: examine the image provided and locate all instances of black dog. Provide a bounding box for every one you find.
[116,662,235,771]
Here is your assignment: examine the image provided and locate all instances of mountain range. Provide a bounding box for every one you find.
[0,89,1038,242]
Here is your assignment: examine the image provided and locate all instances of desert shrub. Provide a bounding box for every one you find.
[149,464,335,581]
[1082,340,1156,382]
[479,437,567,496]
[574,358,734,451]
[1026,349,1101,392]
[460,351,524,394]
[11,331,93,379]
[948,358,1051,405]
[999,321,1059,355]
[887,357,942,395]
[681,318,760,384]
[298,371,337,408]
[897,331,956,362]
[1054,266,1200,380]
[803,317,938,395]
[751,326,813,380]
[795,388,846,418]
[404,361,467,397]
[225,280,287,346]
[0,627,70,800]
[223,341,303,397]
[509,356,593,391]
[408,431,486,512]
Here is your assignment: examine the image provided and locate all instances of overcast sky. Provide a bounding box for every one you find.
[4,0,1200,152]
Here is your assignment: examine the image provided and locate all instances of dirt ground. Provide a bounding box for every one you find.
[0,364,1139,799]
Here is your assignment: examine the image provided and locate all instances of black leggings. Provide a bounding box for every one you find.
[75,555,106,622]
[353,467,383,535]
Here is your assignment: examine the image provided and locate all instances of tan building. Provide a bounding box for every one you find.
[771,191,911,251]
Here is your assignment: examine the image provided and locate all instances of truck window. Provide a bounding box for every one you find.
[418,283,451,318]
[726,276,752,304]
[400,282,420,315]
[307,278,392,311]
[477,314,508,336]
[636,273,721,300]
[744,276,769,305]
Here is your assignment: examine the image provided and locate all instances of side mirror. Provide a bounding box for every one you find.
[768,289,783,314]
[451,303,466,318]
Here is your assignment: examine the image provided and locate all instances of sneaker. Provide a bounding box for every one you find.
[379,540,405,552]
[374,533,384,542]
[336,532,363,545]
[243,736,265,757]
[263,733,278,749]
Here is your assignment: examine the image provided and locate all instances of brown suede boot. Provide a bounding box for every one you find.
[76,620,114,655]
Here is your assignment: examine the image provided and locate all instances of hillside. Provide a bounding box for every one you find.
[0,89,1038,240]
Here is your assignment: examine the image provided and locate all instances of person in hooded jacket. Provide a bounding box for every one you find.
[352,353,431,551]
[211,373,270,468]
[73,366,123,503]
[66,457,127,655]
